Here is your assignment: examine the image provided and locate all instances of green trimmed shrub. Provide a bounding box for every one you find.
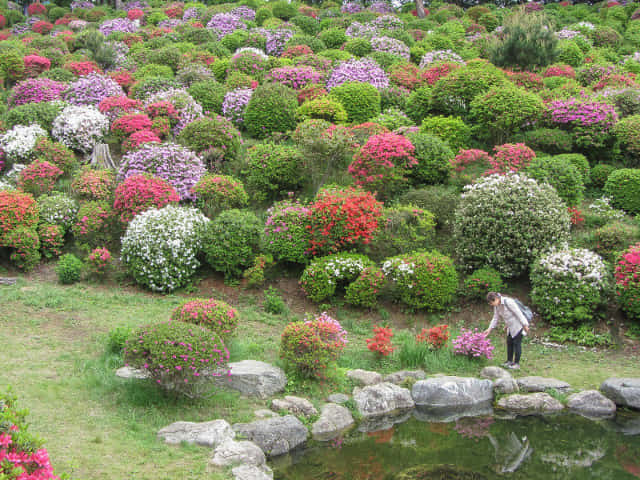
[319,27,347,49]
[188,80,227,115]
[462,267,505,302]
[176,116,241,169]
[244,83,298,138]
[405,86,432,124]
[329,81,381,124]
[344,266,385,309]
[55,253,83,284]
[399,185,459,231]
[243,143,305,201]
[4,101,65,132]
[553,153,590,185]
[557,40,585,67]
[614,115,640,167]
[344,38,372,57]
[299,252,374,302]
[591,164,616,188]
[420,115,471,152]
[519,128,573,155]
[525,155,585,206]
[297,97,348,124]
[190,174,248,218]
[407,132,453,186]
[593,221,640,262]
[271,0,297,20]
[604,168,640,214]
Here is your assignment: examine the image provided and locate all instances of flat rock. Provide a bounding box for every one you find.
[233,415,308,457]
[157,420,234,448]
[353,382,414,419]
[412,376,493,410]
[383,370,427,385]
[517,376,571,394]
[271,396,318,418]
[254,409,277,419]
[215,360,286,399]
[210,439,265,468]
[116,366,149,379]
[347,369,383,386]
[480,366,511,380]
[327,393,349,404]
[497,393,565,416]
[567,390,616,419]
[232,465,273,480]
[600,378,640,409]
[480,367,519,394]
[311,403,355,441]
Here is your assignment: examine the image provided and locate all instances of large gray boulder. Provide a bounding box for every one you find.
[210,439,266,468]
[232,415,308,457]
[215,360,287,399]
[517,376,571,394]
[567,390,616,419]
[157,419,234,448]
[311,403,355,441]
[411,376,493,415]
[271,396,318,418]
[600,378,640,409]
[497,393,564,416]
[347,369,383,386]
[480,367,518,394]
[116,366,149,380]
[232,465,273,480]
[353,382,415,419]
[383,370,426,385]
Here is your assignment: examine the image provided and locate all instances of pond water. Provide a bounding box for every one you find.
[273,412,640,480]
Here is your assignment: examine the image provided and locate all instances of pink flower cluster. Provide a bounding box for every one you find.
[87,247,112,276]
[8,78,66,107]
[548,98,618,129]
[266,66,323,90]
[452,328,494,360]
[485,143,536,175]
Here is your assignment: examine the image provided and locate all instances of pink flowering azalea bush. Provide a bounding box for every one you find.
[0,389,62,480]
[17,160,63,197]
[170,297,239,339]
[86,247,112,277]
[452,328,494,360]
[266,66,324,90]
[113,174,180,224]
[485,143,536,175]
[615,243,640,321]
[547,98,618,149]
[263,200,311,264]
[124,320,229,398]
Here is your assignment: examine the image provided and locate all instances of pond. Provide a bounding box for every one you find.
[273,412,640,480]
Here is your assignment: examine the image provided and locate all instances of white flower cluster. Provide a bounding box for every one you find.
[121,205,210,292]
[234,47,268,59]
[0,178,15,191]
[0,124,47,162]
[536,246,609,290]
[52,105,110,153]
[381,257,415,283]
[323,257,369,283]
[587,197,625,222]
[574,21,595,31]
[37,193,79,232]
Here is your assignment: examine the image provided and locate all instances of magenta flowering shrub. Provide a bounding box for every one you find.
[86,246,112,277]
[371,36,410,60]
[263,200,311,264]
[327,58,389,91]
[99,18,139,36]
[222,88,253,127]
[63,73,125,106]
[266,66,324,90]
[145,88,203,135]
[8,79,67,107]
[485,143,536,175]
[229,50,268,78]
[206,13,247,40]
[118,142,206,200]
[548,98,618,149]
[170,297,239,339]
[452,328,494,360]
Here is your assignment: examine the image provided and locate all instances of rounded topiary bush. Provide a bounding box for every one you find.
[604,168,640,214]
[462,267,505,302]
[407,132,454,186]
[124,320,229,397]
[299,252,374,302]
[0,189,39,239]
[244,82,298,138]
[202,209,262,279]
[329,81,381,124]
[121,205,210,292]
[113,174,180,224]
[244,143,305,201]
[454,173,571,277]
[382,250,458,311]
[525,155,585,207]
[615,243,640,321]
[170,298,239,339]
[190,174,248,218]
[176,115,241,168]
[55,253,84,284]
[37,193,78,233]
[263,200,311,265]
[2,226,40,271]
[344,266,385,308]
[531,247,611,326]
[591,164,616,189]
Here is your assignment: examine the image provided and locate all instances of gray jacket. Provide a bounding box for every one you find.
[489,296,529,338]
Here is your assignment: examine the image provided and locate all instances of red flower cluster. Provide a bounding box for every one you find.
[146,101,179,120]
[121,129,161,152]
[543,64,575,79]
[23,55,50,78]
[111,113,153,138]
[307,186,382,256]
[282,45,314,58]
[18,160,63,197]
[109,70,136,90]
[165,4,183,18]
[390,63,425,90]
[87,247,112,276]
[65,61,102,76]
[450,148,492,173]
[505,70,544,91]
[27,2,47,15]
[366,325,395,357]
[113,174,180,224]
[422,62,459,86]
[297,84,328,104]
[71,168,114,200]
[127,9,145,20]
[593,73,638,91]
[416,324,449,350]
[32,21,53,35]
[567,206,584,226]
[98,96,142,120]
[485,143,536,175]
[0,190,38,237]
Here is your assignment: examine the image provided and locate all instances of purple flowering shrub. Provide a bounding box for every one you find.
[63,73,125,106]
[263,200,311,264]
[341,2,362,13]
[145,88,203,135]
[231,6,256,21]
[99,18,139,37]
[222,88,253,127]
[8,79,67,107]
[253,28,295,56]
[548,97,618,149]
[118,142,206,200]
[206,13,247,40]
[371,36,410,60]
[345,22,379,39]
[266,66,324,90]
[452,328,494,360]
[327,58,389,90]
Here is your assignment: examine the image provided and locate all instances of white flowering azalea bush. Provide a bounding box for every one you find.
[531,246,611,325]
[299,253,375,302]
[382,250,458,311]
[121,205,210,293]
[454,173,571,278]
[0,124,47,164]
[37,193,79,232]
[52,105,110,153]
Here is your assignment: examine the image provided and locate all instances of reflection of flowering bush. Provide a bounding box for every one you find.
[454,416,494,441]
[52,105,109,153]
[327,58,389,90]
[453,328,494,360]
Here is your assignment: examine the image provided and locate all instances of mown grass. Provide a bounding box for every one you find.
[2,278,640,479]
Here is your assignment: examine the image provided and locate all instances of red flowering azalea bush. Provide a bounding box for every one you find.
[366,325,395,358]
[64,61,101,76]
[111,113,153,139]
[38,223,64,259]
[124,321,229,398]
[17,160,63,197]
[2,226,40,271]
[452,328,494,360]
[485,143,536,175]
[615,243,640,321]
[0,190,38,238]
[23,55,50,77]
[307,186,383,256]
[113,174,179,224]
[71,168,114,201]
[349,133,418,199]
[450,149,493,186]
[280,313,347,377]
[98,96,142,121]
[422,62,459,86]
[71,201,113,247]
[86,246,112,277]
[0,389,62,480]
[27,2,46,15]
[170,298,239,339]
[109,70,135,91]
[544,64,575,79]
[121,130,161,152]
[145,101,179,121]
[416,324,450,350]
[390,63,425,90]
[128,8,145,20]
[32,21,54,35]
[33,138,77,175]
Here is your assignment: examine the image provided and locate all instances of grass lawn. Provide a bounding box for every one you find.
[2,274,640,479]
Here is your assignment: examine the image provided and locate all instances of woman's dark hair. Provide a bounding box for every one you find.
[487,292,501,303]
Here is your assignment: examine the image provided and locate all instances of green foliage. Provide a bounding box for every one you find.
[553,153,590,185]
[604,168,640,214]
[170,297,239,339]
[55,253,84,284]
[344,266,385,309]
[593,221,640,262]
[462,267,505,302]
[135,63,174,80]
[291,15,321,36]
[557,40,585,67]
[329,81,381,124]
[548,324,612,347]
[203,209,262,279]
[244,82,298,138]
[188,80,227,115]
[420,115,471,152]
[374,107,413,131]
[244,143,305,202]
[300,252,374,302]
[4,101,64,132]
[319,27,347,49]
[519,128,574,155]
[271,0,297,20]
[399,185,459,232]
[613,114,640,167]
[525,155,585,207]
[591,164,617,189]
[297,97,348,124]
[344,38,372,57]
[176,116,241,168]
[106,325,132,354]
[263,286,287,314]
[407,132,453,186]
[405,86,432,124]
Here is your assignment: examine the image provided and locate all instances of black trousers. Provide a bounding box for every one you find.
[507,331,523,364]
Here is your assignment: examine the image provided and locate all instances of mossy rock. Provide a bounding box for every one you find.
[395,464,487,480]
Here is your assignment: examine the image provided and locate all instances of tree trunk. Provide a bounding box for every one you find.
[414,0,426,18]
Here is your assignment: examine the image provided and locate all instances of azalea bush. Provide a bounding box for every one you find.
[604,168,640,214]
[0,190,38,239]
[454,173,570,278]
[86,246,112,278]
[17,160,63,198]
[263,200,311,265]
[8,78,66,107]
[244,143,304,202]
[366,325,395,358]
[615,243,640,321]
[52,105,109,153]
[190,174,248,219]
[37,193,78,232]
[300,252,374,302]
[280,313,347,377]
[462,267,505,302]
[124,320,229,398]
[71,201,113,247]
[176,116,242,168]
[0,124,47,164]
[2,226,40,271]
[38,224,64,260]
[453,328,494,360]
[170,298,238,339]
[416,324,450,350]
[121,205,209,292]
[71,168,114,201]
[344,266,385,308]
[113,174,180,224]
